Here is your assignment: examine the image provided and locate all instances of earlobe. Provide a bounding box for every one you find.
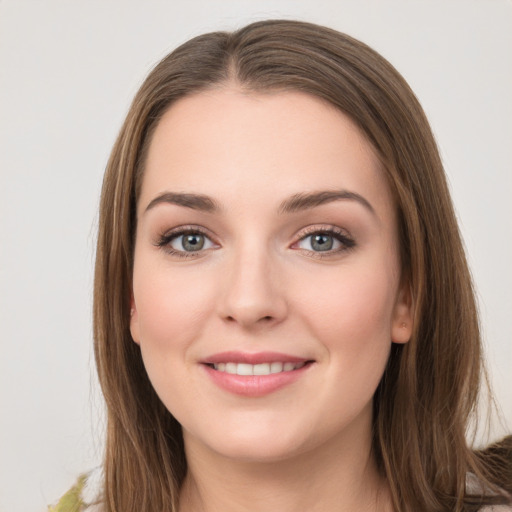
[391,283,414,344]
[129,295,141,345]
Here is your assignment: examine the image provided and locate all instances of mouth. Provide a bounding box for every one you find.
[205,361,311,375]
[201,352,315,397]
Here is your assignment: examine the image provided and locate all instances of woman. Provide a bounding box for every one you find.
[50,19,511,512]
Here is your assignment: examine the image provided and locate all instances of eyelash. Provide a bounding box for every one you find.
[292,225,356,259]
[155,225,356,259]
[155,225,216,259]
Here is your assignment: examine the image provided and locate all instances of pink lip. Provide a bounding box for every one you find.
[203,351,309,365]
[200,351,314,397]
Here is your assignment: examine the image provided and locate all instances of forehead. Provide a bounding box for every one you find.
[140,88,393,219]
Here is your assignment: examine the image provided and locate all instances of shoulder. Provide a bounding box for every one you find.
[467,473,512,511]
[479,506,512,511]
[48,467,103,512]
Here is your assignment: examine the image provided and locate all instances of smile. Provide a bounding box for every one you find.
[202,352,314,397]
[210,361,307,375]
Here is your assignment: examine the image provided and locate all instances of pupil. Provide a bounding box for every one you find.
[312,234,333,251]
[183,234,204,251]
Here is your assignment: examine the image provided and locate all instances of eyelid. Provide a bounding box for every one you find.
[155,224,219,257]
[154,223,355,259]
[291,224,356,256]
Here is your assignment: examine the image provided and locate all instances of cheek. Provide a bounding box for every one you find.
[296,262,397,362]
[132,261,219,411]
[296,264,397,427]
[132,261,215,352]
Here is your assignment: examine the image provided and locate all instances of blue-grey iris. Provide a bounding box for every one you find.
[311,234,333,251]
[182,234,205,251]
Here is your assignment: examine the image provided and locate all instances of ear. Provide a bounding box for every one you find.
[129,293,141,345]
[391,281,414,344]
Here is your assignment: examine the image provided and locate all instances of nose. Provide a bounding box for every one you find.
[217,246,288,330]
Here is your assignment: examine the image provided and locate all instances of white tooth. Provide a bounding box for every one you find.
[237,363,253,376]
[225,362,237,374]
[270,362,284,374]
[253,363,271,375]
[215,361,305,374]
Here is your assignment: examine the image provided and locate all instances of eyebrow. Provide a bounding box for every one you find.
[143,189,375,216]
[144,192,220,214]
[278,190,375,216]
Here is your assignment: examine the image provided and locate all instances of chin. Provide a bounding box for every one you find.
[184,418,319,464]
[214,437,308,463]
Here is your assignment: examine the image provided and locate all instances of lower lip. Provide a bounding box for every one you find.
[202,363,312,397]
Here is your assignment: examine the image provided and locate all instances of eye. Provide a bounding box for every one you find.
[172,232,213,252]
[156,227,217,257]
[300,233,337,252]
[293,227,355,255]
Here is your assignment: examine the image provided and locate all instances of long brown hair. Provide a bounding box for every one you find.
[94,19,511,511]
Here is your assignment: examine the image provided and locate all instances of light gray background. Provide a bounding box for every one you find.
[1,1,511,510]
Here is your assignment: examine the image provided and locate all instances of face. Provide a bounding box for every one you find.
[130,88,412,463]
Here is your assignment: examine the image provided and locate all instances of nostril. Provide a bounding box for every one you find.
[224,314,275,326]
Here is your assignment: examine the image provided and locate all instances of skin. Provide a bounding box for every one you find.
[130,87,412,512]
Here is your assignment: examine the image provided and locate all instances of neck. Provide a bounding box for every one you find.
[179,415,392,512]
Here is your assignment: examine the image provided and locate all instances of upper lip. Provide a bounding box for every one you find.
[202,351,312,365]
